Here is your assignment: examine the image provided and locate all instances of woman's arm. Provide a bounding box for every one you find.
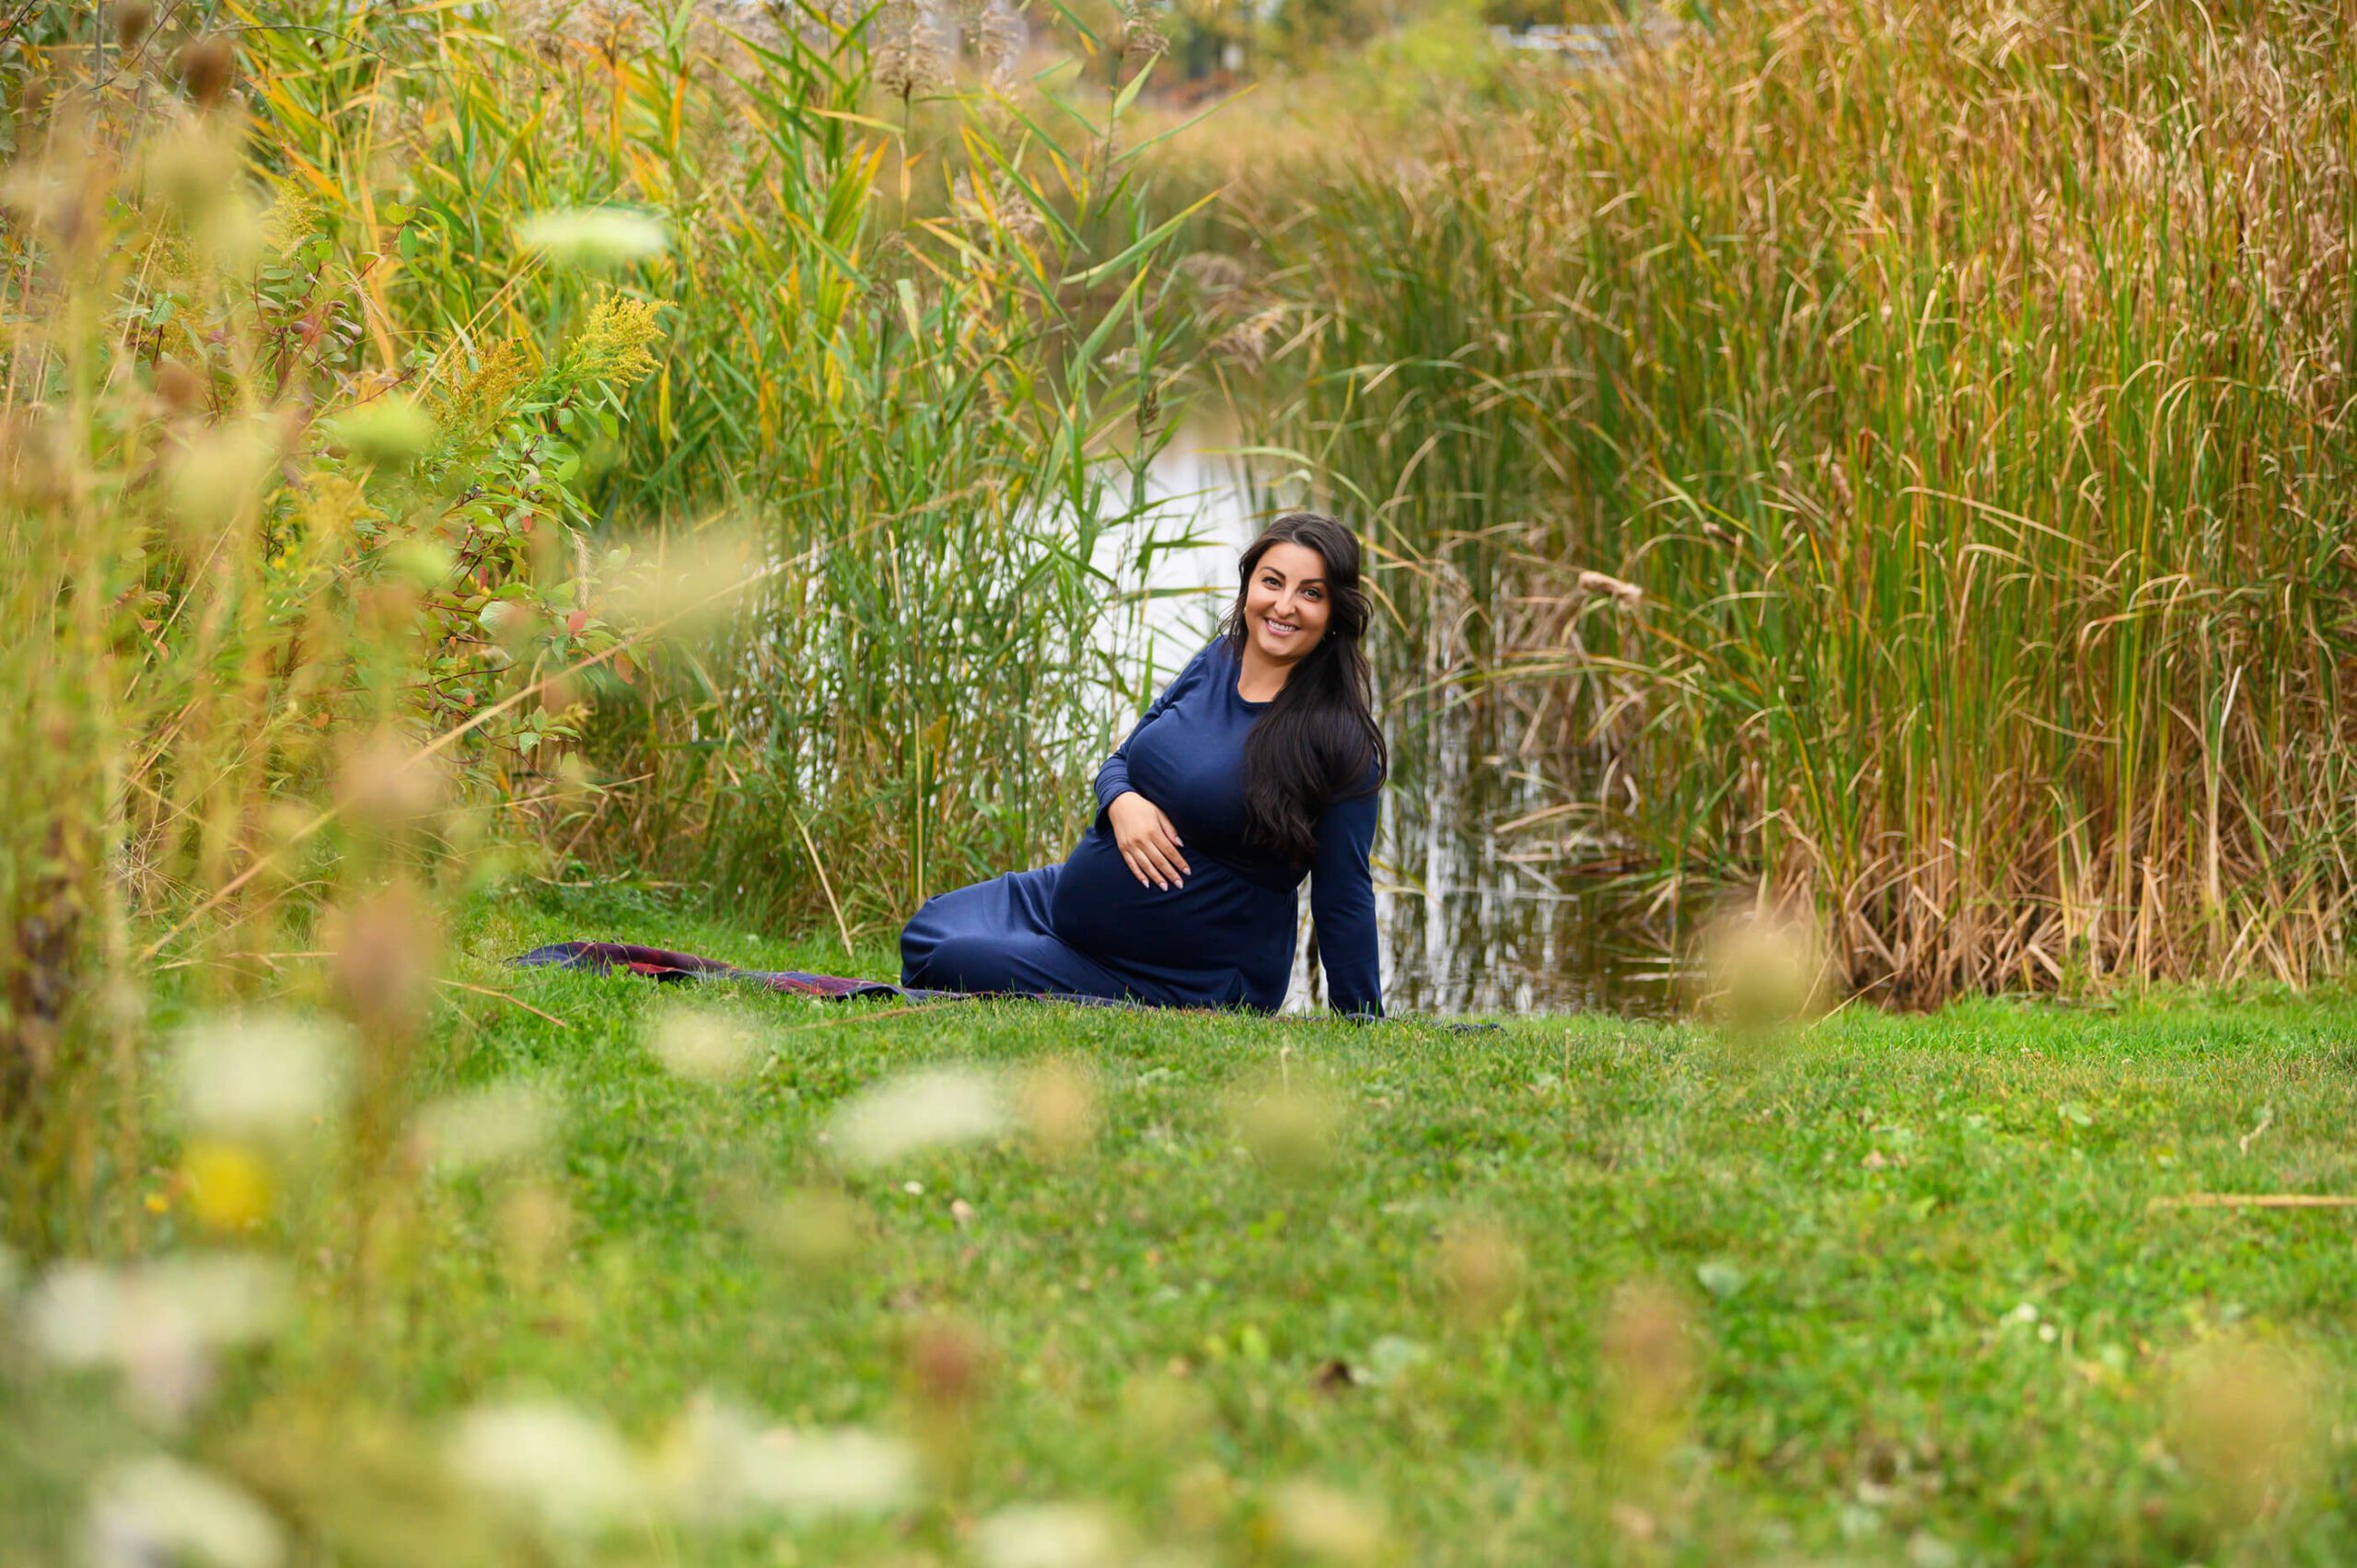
[1308,772,1384,1018]
[1093,641,1214,822]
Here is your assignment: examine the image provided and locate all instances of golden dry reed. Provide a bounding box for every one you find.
[1266,0,2357,1004]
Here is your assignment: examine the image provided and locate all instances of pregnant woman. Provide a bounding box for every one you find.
[899,512,1387,1016]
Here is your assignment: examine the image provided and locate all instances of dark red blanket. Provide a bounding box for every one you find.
[506,940,1115,1005]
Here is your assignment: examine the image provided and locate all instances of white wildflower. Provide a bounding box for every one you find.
[645,1005,759,1085]
[413,1084,557,1173]
[828,1065,1010,1169]
[654,1395,917,1524]
[974,1502,1122,1568]
[29,1255,289,1424]
[447,1398,644,1536]
[169,1011,350,1140]
[87,1456,284,1568]
[739,1425,920,1517]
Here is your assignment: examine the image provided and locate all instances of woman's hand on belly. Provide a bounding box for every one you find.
[1106,790,1190,889]
[1051,828,1261,971]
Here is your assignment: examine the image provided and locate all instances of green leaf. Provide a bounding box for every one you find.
[1058,189,1217,290]
[1111,54,1157,120]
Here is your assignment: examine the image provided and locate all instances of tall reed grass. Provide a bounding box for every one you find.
[239,1,1204,939]
[1260,0,2357,1002]
[0,11,663,1239]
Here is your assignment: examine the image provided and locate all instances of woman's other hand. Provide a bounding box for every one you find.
[1107,791,1190,889]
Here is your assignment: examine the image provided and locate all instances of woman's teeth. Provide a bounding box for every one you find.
[1264,618,1296,636]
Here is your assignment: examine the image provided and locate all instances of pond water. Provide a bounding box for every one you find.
[1097,424,1690,1018]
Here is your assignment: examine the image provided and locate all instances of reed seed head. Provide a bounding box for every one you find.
[174,36,238,108]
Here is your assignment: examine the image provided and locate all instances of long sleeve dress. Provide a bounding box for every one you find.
[898,636,1384,1016]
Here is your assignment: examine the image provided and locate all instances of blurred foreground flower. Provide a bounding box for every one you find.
[169,1012,350,1140]
[644,1004,759,1084]
[906,1315,990,1415]
[828,1065,1009,1170]
[1228,1074,1344,1183]
[164,423,278,536]
[1600,1278,1698,1477]
[29,1255,289,1423]
[654,1394,918,1524]
[1017,1056,1101,1160]
[599,518,762,643]
[755,1184,867,1275]
[323,877,438,1042]
[517,207,669,270]
[88,1456,284,1568]
[974,1501,1123,1568]
[2167,1335,2326,1528]
[447,1399,644,1537]
[1436,1215,1525,1327]
[496,1180,574,1278]
[325,395,438,464]
[333,723,450,827]
[180,1141,273,1231]
[140,116,261,270]
[1694,904,1830,1035]
[413,1083,557,1173]
[1271,1480,1387,1564]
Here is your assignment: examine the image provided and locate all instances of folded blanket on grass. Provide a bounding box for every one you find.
[507,940,1504,1030]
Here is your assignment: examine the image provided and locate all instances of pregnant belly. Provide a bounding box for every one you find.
[1050,827,1280,972]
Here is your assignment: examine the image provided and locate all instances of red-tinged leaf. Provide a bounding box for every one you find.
[567,609,587,634]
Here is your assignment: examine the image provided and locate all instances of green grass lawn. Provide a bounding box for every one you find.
[90,882,2357,1564]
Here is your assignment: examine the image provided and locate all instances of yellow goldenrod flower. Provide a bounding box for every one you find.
[564,293,671,390]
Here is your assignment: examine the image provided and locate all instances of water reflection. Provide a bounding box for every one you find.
[1105,423,1689,1018]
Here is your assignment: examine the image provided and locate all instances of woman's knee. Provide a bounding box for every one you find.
[904,931,993,991]
[899,895,958,975]
[922,944,982,991]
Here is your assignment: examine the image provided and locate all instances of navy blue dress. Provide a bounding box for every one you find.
[900,637,1384,1016]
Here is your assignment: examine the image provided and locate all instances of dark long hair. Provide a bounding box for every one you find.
[1219,513,1387,867]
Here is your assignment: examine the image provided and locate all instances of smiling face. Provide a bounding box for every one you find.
[1242,540,1334,667]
